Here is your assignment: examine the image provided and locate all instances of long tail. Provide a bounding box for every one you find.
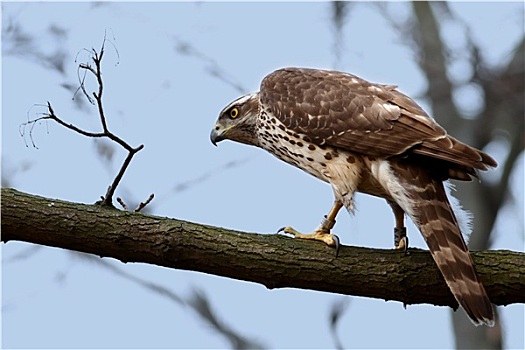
[391,161,494,326]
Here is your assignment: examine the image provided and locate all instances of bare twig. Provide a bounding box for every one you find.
[135,193,154,212]
[20,37,144,207]
[116,193,155,212]
[116,197,128,210]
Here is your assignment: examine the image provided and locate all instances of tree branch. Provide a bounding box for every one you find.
[20,39,146,208]
[2,188,523,308]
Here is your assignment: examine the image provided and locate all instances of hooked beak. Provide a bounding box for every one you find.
[210,125,226,146]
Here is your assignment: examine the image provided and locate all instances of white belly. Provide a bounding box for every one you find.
[256,116,370,211]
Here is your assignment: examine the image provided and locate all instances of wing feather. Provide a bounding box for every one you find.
[260,68,496,177]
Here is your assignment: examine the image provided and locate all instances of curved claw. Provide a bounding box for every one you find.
[277,226,300,236]
[276,226,340,257]
[333,234,340,258]
[394,227,407,250]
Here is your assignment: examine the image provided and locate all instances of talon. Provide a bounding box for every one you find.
[276,202,344,256]
[333,234,340,257]
[276,225,339,252]
[394,227,409,255]
[277,226,301,236]
[394,227,406,248]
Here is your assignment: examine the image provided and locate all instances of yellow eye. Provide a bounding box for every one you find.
[230,107,239,119]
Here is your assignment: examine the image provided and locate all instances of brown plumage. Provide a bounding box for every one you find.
[392,158,494,325]
[211,67,496,326]
[260,68,496,177]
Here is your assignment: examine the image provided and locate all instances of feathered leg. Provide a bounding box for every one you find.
[388,200,408,253]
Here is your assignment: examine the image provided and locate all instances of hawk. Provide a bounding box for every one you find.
[210,67,496,326]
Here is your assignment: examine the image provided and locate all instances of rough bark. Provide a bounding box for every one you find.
[2,188,524,309]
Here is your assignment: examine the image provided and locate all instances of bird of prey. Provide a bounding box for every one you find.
[210,67,496,326]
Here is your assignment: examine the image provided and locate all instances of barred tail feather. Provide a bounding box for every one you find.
[390,162,494,326]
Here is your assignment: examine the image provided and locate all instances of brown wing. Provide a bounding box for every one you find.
[260,68,496,179]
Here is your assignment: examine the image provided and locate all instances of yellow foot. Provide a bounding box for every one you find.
[394,227,409,255]
[278,226,341,257]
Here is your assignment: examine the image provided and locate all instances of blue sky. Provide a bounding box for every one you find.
[2,2,524,348]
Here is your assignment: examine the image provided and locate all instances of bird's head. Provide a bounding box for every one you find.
[210,93,260,147]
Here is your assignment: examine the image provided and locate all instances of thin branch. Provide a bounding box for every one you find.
[20,38,144,207]
[100,144,144,206]
[116,197,128,210]
[75,61,95,104]
[135,193,154,212]
[91,48,109,132]
[116,193,154,212]
[45,101,106,138]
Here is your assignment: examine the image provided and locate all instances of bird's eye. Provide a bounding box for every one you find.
[229,107,239,119]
